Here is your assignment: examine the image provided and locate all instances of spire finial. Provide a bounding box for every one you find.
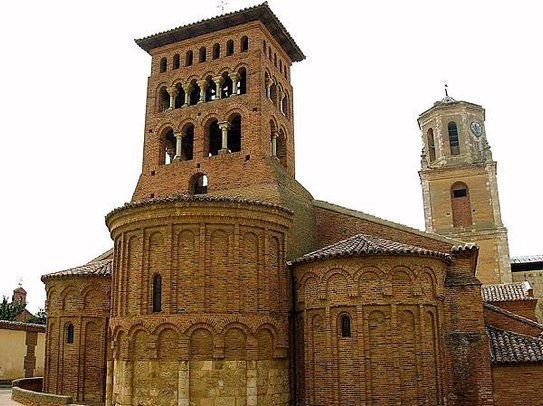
[18,278,23,288]
[444,82,449,97]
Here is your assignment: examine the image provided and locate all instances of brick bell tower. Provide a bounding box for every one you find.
[105,5,315,405]
[418,92,512,284]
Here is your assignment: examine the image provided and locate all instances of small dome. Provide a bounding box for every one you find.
[440,95,457,104]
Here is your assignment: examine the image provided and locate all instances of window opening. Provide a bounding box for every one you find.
[185,50,193,66]
[340,315,351,338]
[205,76,217,101]
[191,173,208,194]
[263,39,267,51]
[173,54,180,69]
[181,125,194,161]
[159,87,170,111]
[174,84,185,109]
[66,323,74,344]
[237,68,247,95]
[152,274,162,313]
[277,129,287,168]
[207,120,221,156]
[226,40,234,56]
[281,93,289,117]
[448,122,460,155]
[268,47,272,60]
[213,43,220,59]
[274,53,277,67]
[228,115,241,152]
[427,128,436,162]
[269,82,277,105]
[199,47,207,63]
[189,80,200,105]
[221,72,233,98]
[162,129,176,164]
[241,36,249,52]
[159,57,167,73]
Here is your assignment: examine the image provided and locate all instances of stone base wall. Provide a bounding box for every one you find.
[11,386,82,406]
[111,359,289,406]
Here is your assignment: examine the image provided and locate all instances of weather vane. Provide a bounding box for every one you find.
[218,0,229,14]
[444,82,449,97]
[18,278,23,287]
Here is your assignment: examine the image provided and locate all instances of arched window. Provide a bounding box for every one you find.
[221,72,233,98]
[199,47,207,63]
[281,92,289,117]
[66,323,74,344]
[159,86,170,111]
[181,125,194,161]
[264,71,271,98]
[174,83,185,109]
[152,274,162,313]
[228,115,241,153]
[277,128,287,168]
[205,76,217,102]
[185,50,193,66]
[448,121,460,155]
[161,129,176,165]
[237,68,247,95]
[189,80,200,106]
[212,43,220,59]
[451,182,473,227]
[173,54,180,69]
[207,119,221,157]
[269,82,278,105]
[241,36,249,52]
[340,315,351,338]
[226,40,234,56]
[191,173,208,194]
[159,57,167,73]
[427,128,436,162]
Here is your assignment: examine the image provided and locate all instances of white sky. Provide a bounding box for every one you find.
[1,0,542,312]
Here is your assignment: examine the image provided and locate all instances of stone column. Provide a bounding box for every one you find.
[167,86,178,109]
[178,361,190,406]
[119,360,133,406]
[266,82,272,99]
[271,131,278,157]
[184,84,192,107]
[279,89,285,113]
[174,132,183,161]
[198,80,207,103]
[218,121,230,154]
[214,76,224,100]
[230,72,240,95]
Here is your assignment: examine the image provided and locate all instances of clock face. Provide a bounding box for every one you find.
[470,121,483,137]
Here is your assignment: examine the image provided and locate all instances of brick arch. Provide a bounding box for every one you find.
[152,322,181,336]
[184,74,200,84]
[356,267,384,301]
[391,266,415,298]
[224,327,247,360]
[130,328,150,360]
[325,271,350,302]
[189,328,214,360]
[451,181,473,227]
[183,321,218,337]
[220,321,252,336]
[225,108,244,123]
[82,287,102,310]
[175,118,197,134]
[217,66,232,75]
[201,112,221,128]
[233,62,249,73]
[153,81,170,93]
[256,327,274,360]
[60,286,78,311]
[390,265,415,281]
[156,327,179,360]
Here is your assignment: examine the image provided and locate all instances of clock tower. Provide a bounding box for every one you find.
[418,95,512,284]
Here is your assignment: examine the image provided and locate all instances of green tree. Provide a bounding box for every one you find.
[0,295,26,321]
[27,308,47,325]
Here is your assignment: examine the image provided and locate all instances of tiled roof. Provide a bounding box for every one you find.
[511,255,543,264]
[483,303,543,331]
[481,282,535,302]
[290,233,452,265]
[0,320,45,333]
[135,2,305,62]
[42,259,112,281]
[106,194,292,221]
[487,326,543,364]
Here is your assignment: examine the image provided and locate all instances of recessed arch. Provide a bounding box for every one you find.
[185,50,193,66]
[451,181,472,227]
[198,46,207,63]
[159,57,167,73]
[240,35,249,52]
[226,39,234,56]
[427,128,436,162]
[212,43,220,59]
[172,54,180,69]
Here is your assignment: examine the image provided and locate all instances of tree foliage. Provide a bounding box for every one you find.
[0,295,26,321]
[27,308,47,325]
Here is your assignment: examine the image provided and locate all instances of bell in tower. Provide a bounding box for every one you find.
[418,91,512,284]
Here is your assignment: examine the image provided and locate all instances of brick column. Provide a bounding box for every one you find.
[24,331,38,378]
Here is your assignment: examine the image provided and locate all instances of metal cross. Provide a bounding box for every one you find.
[218,0,229,14]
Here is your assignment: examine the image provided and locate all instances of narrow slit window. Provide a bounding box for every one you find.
[66,323,74,344]
[448,122,460,155]
[340,315,351,338]
[152,274,162,313]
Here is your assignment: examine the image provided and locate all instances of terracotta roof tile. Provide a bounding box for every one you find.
[0,320,45,332]
[486,326,543,364]
[481,282,535,302]
[290,233,451,265]
[42,259,112,281]
[135,2,305,62]
[511,255,543,264]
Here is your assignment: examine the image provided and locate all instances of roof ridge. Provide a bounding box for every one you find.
[483,302,543,330]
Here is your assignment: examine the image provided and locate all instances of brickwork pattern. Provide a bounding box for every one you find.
[491,364,543,406]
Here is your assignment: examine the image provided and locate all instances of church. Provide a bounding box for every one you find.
[17,3,543,406]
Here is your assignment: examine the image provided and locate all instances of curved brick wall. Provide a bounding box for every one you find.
[293,255,448,405]
[43,275,111,405]
[106,198,292,405]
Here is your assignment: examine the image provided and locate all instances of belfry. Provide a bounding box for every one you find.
[34,4,543,406]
